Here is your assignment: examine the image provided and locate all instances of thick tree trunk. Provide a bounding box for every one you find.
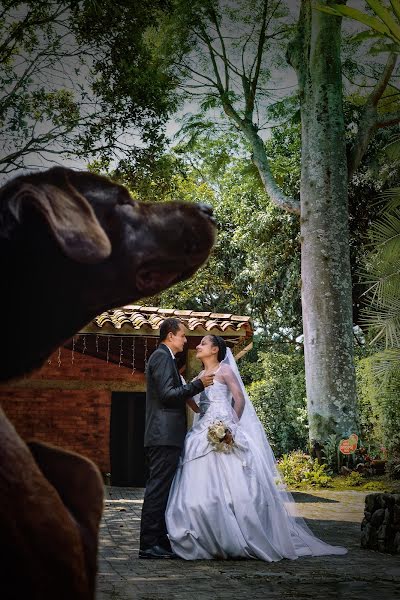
[287,0,358,443]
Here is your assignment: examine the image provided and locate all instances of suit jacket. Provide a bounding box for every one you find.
[144,344,204,448]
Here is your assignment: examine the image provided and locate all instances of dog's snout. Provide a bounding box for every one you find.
[197,203,216,224]
[198,203,213,217]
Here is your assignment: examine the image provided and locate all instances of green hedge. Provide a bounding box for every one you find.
[247,351,308,456]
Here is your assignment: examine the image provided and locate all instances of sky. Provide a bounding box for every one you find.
[0,0,387,183]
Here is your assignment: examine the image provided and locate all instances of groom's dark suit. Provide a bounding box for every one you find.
[140,343,204,553]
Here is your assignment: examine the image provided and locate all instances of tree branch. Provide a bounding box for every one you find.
[208,8,229,91]
[222,102,299,214]
[245,0,269,119]
[197,26,225,93]
[348,53,398,179]
[377,111,400,127]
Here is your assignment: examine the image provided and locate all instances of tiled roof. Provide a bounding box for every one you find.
[82,305,252,338]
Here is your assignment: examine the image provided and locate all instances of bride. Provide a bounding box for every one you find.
[165,334,347,561]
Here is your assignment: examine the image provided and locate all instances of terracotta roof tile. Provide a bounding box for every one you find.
[85,306,252,338]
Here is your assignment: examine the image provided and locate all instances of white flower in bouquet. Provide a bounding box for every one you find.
[215,425,226,439]
[207,420,235,453]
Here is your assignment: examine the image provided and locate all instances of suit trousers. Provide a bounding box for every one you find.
[140,445,182,550]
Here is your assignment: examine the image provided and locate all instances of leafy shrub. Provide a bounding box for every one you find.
[344,471,364,487]
[322,433,341,473]
[386,453,400,480]
[356,354,400,454]
[247,351,308,456]
[278,450,332,488]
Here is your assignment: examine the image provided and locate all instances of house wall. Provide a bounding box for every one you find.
[0,388,111,473]
[0,347,146,475]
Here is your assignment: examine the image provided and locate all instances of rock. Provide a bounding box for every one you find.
[394,532,400,553]
[378,495,387,509]
[382,493,395,508]
[393,504,400,529]
[365,494,378,513]
[371,508,385,528]
[362,493,400,553]
[383,508,391,525]
[360,523,371,549]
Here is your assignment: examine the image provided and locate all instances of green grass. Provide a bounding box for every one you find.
[287,474,400,492]
[331,474,400,492]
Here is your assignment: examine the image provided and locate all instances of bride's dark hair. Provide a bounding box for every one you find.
[209,335,227,361]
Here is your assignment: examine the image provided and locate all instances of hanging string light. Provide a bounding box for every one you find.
[106,335,110,363]
[57,347,61,367]
[131,337,136,374]
[71,335,75,364]
[118,337,124,367]
[82,334,87,354]
[144,337,148,368]
[96,334,99,353]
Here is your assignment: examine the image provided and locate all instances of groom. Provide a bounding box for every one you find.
[139,317,214,559]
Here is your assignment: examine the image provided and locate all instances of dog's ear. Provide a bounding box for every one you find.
[8,179,112,264]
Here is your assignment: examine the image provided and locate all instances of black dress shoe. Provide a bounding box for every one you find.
[138,545,178,559]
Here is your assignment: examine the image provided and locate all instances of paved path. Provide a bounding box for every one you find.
[96,487,400,600]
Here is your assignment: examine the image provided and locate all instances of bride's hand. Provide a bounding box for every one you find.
[200,373,215,388]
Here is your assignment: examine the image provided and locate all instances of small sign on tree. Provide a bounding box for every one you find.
[339,433,358,455]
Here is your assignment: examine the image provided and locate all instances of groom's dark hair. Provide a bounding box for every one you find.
[159,317,183,342]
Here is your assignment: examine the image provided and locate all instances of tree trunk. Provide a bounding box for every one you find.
[287,0,358,443]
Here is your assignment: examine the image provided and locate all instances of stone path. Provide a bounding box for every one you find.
[96,487,400,600]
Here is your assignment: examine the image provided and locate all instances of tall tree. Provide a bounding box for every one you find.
[153,0,400,444]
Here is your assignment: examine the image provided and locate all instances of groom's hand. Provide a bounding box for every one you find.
[200,373,215,388]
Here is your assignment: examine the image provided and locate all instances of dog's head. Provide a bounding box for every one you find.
[2,166,215,296]
[0,167,216,379]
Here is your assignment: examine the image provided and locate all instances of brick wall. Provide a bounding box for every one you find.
[0,388,111,473]
[0,346,149,476]
[0,347,147,475]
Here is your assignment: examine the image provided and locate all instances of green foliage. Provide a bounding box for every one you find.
[0,1,176,175]
[318,0,400,52]
[357,184,400,461]
[361,192,400,350]
[322,434,341,474]
[330,474,389,491]
[278,451,332,488]
[247,351,308,456]
[386,451,400,480]
[344,471,365,487]
[356,354,400,452]
[132,133,303,342]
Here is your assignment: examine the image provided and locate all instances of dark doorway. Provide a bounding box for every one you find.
[110,392,148,486]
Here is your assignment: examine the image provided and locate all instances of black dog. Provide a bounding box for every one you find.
[0,167,215,381]
[0,167,216,599]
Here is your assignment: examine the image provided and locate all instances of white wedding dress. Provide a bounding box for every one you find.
[166,350,347,561]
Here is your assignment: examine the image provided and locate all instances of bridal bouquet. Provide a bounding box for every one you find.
[207,420,235,453]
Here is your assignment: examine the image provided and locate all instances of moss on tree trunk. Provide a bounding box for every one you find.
[288,0,358,443]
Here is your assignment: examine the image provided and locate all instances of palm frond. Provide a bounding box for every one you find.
[379,187,400,213]
[384,138,400,162]
[361,191,400,355]
[370,348,400,383]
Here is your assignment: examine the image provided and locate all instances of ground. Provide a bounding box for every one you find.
[96,487,400,600]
